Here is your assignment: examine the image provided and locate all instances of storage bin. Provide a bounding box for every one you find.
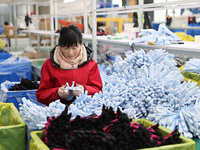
[132,119,195,150]
[31,59,45,69]
[30,119,195,150]
[187,23,200,37]
[0,39,6,50]
[0,26,4,34]
[0,57,31,84]
[192,138,200,150]
[30,130,49,150]
[18,89,44,150]
[0,81,39,110]
[0,52,12,62]
[0,102,26,150]
[192,23,200,37]
[170,29,184,33]
[151,23,160,31]
[187,24,194,37]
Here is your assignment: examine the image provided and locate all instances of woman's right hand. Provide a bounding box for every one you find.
[58,85,69,99]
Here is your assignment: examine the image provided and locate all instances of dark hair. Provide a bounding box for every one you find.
[4,21,9,25]
[59,25,82,48]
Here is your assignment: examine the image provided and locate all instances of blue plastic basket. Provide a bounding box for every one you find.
[193,23,200,37]
[151,23,160,31]
[187,24,194,36]
[0,26,4,34]
[0,58,31,84]
[0,81,40,110]
[0,53,12,62]
[187,23,200,37]
[170,29,184,33]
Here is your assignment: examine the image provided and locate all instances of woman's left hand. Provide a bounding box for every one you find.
[72,84,84,96]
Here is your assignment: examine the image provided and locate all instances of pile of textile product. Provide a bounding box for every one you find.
[19,98,65,129]
[9,78,39,91]
[43,105,182,150]
[174,55,191,68]
[129,23,182,46]
[180,58,200,84]
[182,59,200,74]
[20,49,200,139]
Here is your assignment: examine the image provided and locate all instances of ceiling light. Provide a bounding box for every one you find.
[64,0,75,3]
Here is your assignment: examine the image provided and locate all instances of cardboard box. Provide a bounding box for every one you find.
[39,21,45,30]
[39,21,51,31]
[4,26,15,38]
[17,34,29,38]
[31,43,50,47]
[39,18,51,31]
[128,0,137,18]
[23,52,39,59]
[31,35,37,40]
[0,34,6,38]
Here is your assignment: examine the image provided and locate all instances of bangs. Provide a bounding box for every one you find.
[59,27,82,48]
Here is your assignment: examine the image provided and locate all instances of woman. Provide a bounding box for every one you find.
[36,25,103,106]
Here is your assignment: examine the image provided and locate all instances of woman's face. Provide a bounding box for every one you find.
[60,44,82,60]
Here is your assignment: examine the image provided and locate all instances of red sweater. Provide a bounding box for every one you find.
[36,58,103,106]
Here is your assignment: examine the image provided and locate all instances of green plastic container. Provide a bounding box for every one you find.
[132,119,195,150]
[31,60,45,69]
[30,131,49,150]
[192,138,200,150]
[0,102,26,150]
[30,119,195,150]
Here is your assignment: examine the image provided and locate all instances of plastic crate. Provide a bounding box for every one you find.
[192,138,200,150]
[0,58,31,84]
[30,130,49,150]
[31,59,45,69]
[170,29,184,33]
[187,24,194,37]
[151,23,160,31]
[30,119,195,150]
[0,52,12,62]
[0,102,26,150]
[0,81,39,110]
[132,119,195,150]
[192,23,200,37]
[0,26,4,34]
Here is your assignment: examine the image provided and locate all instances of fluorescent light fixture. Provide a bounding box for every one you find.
[180,2,198,6]
[64,0,75,3]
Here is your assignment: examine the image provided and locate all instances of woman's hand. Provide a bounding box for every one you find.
[58,85,69,99]
[72,84,84,96]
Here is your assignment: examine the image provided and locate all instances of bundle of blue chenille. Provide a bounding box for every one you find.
[19,49,200,139]
[129,23,182,46]
[19,98,65,129]
[183,59,200,74]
